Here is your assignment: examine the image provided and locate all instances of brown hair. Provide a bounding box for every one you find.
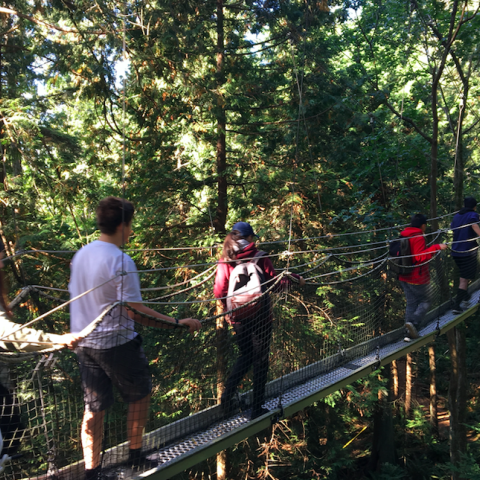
[96,197,135,235]
[221,230,243,262]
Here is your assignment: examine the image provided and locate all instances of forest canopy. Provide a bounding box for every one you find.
[1,1,480,479]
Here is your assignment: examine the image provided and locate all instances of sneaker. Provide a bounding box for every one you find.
[461,297,471,307]
[404,336,412,343]
[405,322,419,339]
[452,305,464,314]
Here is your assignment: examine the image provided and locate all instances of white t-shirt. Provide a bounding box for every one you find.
[69,240,143,349]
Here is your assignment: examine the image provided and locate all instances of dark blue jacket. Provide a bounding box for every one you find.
[451,209,479,257]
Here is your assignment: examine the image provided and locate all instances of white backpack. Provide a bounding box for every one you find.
[226,252,266,321]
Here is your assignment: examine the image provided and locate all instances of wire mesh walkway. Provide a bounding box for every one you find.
[0,217,478,480]
[82,288,480,480]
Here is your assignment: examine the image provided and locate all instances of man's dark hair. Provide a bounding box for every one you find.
[464,196,477,209]
[96,197,134,235]
[410,213,427,228]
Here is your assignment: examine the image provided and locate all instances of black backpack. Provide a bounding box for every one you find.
[389,237,413,275]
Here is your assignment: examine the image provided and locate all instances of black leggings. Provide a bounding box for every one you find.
[223,318,273,410]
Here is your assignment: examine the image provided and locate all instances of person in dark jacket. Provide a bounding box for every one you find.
[398,214,447,341]
[450,197,480,313]
[214,222,305,419]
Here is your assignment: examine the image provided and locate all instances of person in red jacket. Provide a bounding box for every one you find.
[214,222,305,419]
[398,214,447,341]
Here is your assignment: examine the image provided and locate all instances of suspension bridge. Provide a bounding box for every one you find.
[0,214,477,480]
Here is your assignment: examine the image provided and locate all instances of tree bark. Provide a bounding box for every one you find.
[368,368,397,471]
[216,300,229,479]
[213,0,227,234]
[405,354,412,416]
[448,326,467,480]
[429,344,438,432]
[391,360,398,400]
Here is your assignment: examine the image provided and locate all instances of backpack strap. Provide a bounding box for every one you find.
[251,251,267,268]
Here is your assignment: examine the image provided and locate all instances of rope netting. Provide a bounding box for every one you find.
[0,214,477,479]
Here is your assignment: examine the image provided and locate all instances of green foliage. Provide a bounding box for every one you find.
[2,0,480,478]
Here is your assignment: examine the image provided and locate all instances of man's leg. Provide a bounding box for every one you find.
[81,409,105,470]
[459,277,469,291]
[453,277,469,312]
[410,283,431,326]
[401,282,419,324]
[127,393,151,450]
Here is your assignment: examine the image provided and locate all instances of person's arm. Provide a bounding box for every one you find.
[213,262,230,308]
[0,319,82,352]
[472,223,480,238]
[411,237,446,264]
[261,257,306,289]
[127,302,201,334]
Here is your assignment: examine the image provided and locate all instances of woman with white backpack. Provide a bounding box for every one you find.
[214,222,305,419]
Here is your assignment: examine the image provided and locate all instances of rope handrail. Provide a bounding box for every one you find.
[305,258,388,285]
[1,210,463,263]
[142,272,284,305]
[0,303,117,354]
[1,273,122,337]
[140,265,217,292]
[147,269,217,301]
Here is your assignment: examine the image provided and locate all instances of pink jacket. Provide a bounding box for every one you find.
[213,242,293,309]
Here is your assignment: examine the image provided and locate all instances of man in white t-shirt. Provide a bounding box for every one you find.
[69,197,201,479]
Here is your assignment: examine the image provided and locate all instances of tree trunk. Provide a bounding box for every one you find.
[391,360,398,400]
[368,368,397,471]
[216,300,229,479]
[405,354,412,416]
[429,82,439,230]
[213,0,227,234]
[429,344,438,432]
[448,326,467,480]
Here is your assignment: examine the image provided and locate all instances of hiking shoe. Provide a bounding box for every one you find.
[452,305,464,314]
[405,322,419,339]
[404,335,412,343]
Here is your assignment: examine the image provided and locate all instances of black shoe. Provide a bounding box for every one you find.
[250,407,269,420]
[85,466,102,480]
[129,449,159,470]
[452,305,464,314]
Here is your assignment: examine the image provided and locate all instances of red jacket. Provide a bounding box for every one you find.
[213,242,292,309]
[398,227,442,285]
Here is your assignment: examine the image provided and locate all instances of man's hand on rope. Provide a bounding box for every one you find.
[61,333,83,350]
[299,276,306,287]
[178,318,202,334]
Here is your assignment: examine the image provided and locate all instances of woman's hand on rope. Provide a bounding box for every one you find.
[179,318,202,334]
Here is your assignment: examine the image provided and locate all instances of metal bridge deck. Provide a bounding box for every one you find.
[50,292,479,480]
